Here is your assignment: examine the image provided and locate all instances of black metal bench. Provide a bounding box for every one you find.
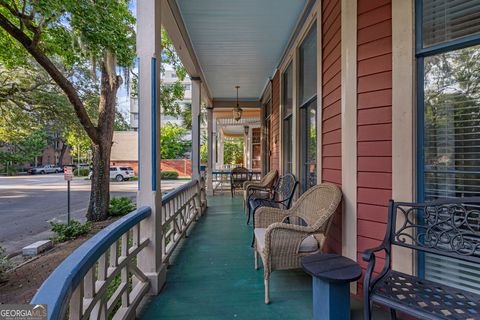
[363,197,480,320]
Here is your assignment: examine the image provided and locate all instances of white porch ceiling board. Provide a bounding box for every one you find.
[176,0,306,100]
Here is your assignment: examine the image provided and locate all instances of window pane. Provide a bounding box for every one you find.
[283,63,293,117]
[283,117,293,174]
[423,45,480,294]
[300,24,317,105]
[300,99,317,192]
[306,104,317,189]
[424,45,480,200]
[423,0,480,47]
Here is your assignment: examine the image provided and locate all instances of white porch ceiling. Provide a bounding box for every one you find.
[175,0,307,100]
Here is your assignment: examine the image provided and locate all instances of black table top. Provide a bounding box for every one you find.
[301,253,362,283]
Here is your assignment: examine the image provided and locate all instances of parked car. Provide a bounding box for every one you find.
[110,166,135,181]
[28,164,63,174]
[88,166,135,182]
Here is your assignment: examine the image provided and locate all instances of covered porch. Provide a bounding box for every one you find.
[139,195,377,319]
[30,0,480,319]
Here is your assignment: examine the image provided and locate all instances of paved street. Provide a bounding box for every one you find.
[0,174,187,254]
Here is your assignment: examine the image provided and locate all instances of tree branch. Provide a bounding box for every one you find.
[0,12,99,143]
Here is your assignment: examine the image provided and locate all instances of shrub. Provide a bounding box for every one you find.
[161,170,179,180]
[109,197,136,216]
[0,246,12,281]
[129,176,138,181]
[2,167,18,176]
[73,168,90,176]
[50,220,92,242]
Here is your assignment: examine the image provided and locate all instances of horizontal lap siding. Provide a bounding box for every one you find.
[322,0,342,255]
[357,0,392,292]
[270,72,280,171]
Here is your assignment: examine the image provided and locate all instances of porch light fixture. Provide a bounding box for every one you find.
[233,85,243,121]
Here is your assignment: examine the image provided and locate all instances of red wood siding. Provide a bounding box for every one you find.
[356,0,392,291]
[270,72,280,171]
[322,0,342,255]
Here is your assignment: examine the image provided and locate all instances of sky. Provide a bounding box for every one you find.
[116,79,131,117]
[116,1,137,119]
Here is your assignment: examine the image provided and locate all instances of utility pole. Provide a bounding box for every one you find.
[77,143,81,176]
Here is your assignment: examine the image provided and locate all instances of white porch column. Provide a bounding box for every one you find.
[247,126,253,169]
[191,77,201,180]
[243,127,248,167]
[218,128,224,169]
[136,0,165,294]
[207,107,214,195]
[212,119,217,169]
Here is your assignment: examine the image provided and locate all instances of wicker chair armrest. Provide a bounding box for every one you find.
[264,222,316,254]
[254,207,290,228]
[267,222,315,234]
[248,184,271,192]
[243,181,256,189]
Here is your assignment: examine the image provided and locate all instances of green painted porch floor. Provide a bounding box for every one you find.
[139,196,386,320]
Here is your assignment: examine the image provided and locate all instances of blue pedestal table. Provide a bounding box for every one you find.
[302,253,362,320]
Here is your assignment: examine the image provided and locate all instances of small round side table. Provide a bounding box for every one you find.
[302,253,362,320]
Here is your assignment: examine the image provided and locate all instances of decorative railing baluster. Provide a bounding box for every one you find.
[32,180,208,320]
[32,207,152,320]
[69,284,83,320]
[160,180,204,263]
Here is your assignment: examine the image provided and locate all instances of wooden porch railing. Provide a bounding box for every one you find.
[161,178,205,263]
[31,207,152,320]
[31,178,206,320]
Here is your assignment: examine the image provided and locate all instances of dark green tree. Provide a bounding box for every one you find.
[0,130,47,173]
[160,123,191,159]
[0,0,136,220]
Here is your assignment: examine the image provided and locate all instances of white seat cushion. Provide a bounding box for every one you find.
[254,228,319,253]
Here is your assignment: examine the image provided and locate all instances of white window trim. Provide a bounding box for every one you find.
[392,0,415,275]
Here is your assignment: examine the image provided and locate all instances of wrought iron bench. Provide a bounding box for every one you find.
[363,197,480,320]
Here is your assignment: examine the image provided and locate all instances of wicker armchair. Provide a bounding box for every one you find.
[253,183,342,304]
[242,169,278,209]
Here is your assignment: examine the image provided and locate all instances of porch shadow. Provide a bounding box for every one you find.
[139,196,388,319]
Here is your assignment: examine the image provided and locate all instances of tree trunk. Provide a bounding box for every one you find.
[87,142,112,221]
[86,52,120,221]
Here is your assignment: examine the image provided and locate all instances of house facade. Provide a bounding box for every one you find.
[163,0,480,296]
[31,1,480,318]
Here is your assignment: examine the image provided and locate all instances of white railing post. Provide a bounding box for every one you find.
[136,0,165,294]
[191,78,202,181]
[195,180,202,217]
[207,107,214,195]
[201,176,207,210]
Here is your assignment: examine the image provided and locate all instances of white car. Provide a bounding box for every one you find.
[110,166,135,182]
[88,166,135,181]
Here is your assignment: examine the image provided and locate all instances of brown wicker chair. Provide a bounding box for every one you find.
[242,170,278,209]
[253,183,342,304]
